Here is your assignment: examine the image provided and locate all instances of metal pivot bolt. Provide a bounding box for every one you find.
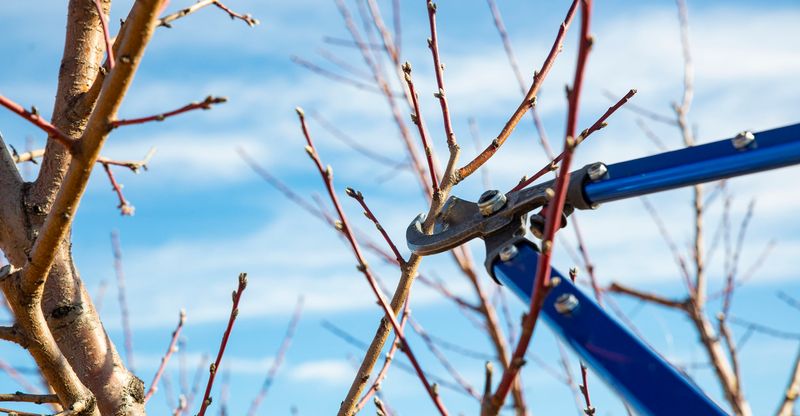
[587,162,608,181]
[732,130,755,150]
[478,189,507,216]
[554,293,579,314]
[498,244,518,262]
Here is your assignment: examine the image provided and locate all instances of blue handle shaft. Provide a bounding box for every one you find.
[584,123,800,205]
[493,242,728,416]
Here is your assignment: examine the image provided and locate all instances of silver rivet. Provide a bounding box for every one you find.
[478,190,507,216]
[498,244,518,262]
[587,163,608,181]
[554,293,579,314]
[732,130,755,150]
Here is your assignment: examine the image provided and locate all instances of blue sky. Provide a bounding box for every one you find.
[2,0,800,414]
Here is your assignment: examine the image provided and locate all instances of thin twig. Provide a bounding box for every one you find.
[487,2,592,412]
[247,297,304,416]
[145,309,187,403]
[409,317,480,400]
[158,0,259,28]
[93,0,115,70]
[486,0,554,158]
[297,108,448,415]
[426,1,457,152]
[0,95,74,149]
[111,96,226,128]
[776,344,800,416]
[346,189,405,266]
[196,273,248,416]
[102,163,134,215]
[607,282,687,310]
[511,89,636,192]
[456,0,581,182]
[402,63,440,195]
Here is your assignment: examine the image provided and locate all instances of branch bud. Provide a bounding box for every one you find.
[295,106,305,118]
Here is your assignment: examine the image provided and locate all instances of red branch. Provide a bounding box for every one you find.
[456,0,581,181]
[296,108,449,415]
[402,63,440,195]
[247,297,304,416]
[110,96,226,128]
[93,0,115,70]
[511,89,637,192]
[102,163,135,216]
[579,362,595,415]
[426,1,457,151]
[347,188,406,266]
[487,1,594,412]
[355,298,411,411]
[0,95,74,149]
[196,273,247,416]
[145,309,186,402]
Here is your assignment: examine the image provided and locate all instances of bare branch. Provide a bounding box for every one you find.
[145,309,186,403]
[486,0,554,158]
[0,392,59,404]
[426,1,458,152]
[111,96,226,128]
[0,324,25,346]
[92,0,114,70]
[456,0,581,182]
[511,89,636,192]
[247,297,304,416]
[607,282,688,310]
[409,317,480,400]
[346,189,405,266]
[402,63,440,195]
[486,2,593,412]
[297,108,449,415]
[159,0,259,28]
[776,344,800,416]
[0,95,75,149]
[196,273,247,416]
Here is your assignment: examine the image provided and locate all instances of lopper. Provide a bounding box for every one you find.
[406,123,800,415]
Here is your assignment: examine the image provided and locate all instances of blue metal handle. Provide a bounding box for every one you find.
[493,241,728,416]
[584,123,800,204]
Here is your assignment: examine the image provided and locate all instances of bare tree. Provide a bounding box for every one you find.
[1,0,796,415]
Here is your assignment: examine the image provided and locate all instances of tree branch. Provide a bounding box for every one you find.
[776,344,800,416]
[0,392,59,404]
[456,0,581,182]
[196,273,247,416]
[0,324,25,346]
[110,96,226,128]
[511,89,636,192]
[247,297,304,416]
[145,309,186,403]
[297,108,449,415]
[22,0,162,296]
[0,96,75,149]
[158,0,259,28]
[607,282,688,310]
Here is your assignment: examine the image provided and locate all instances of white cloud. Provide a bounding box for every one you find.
[288,359,353,386]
